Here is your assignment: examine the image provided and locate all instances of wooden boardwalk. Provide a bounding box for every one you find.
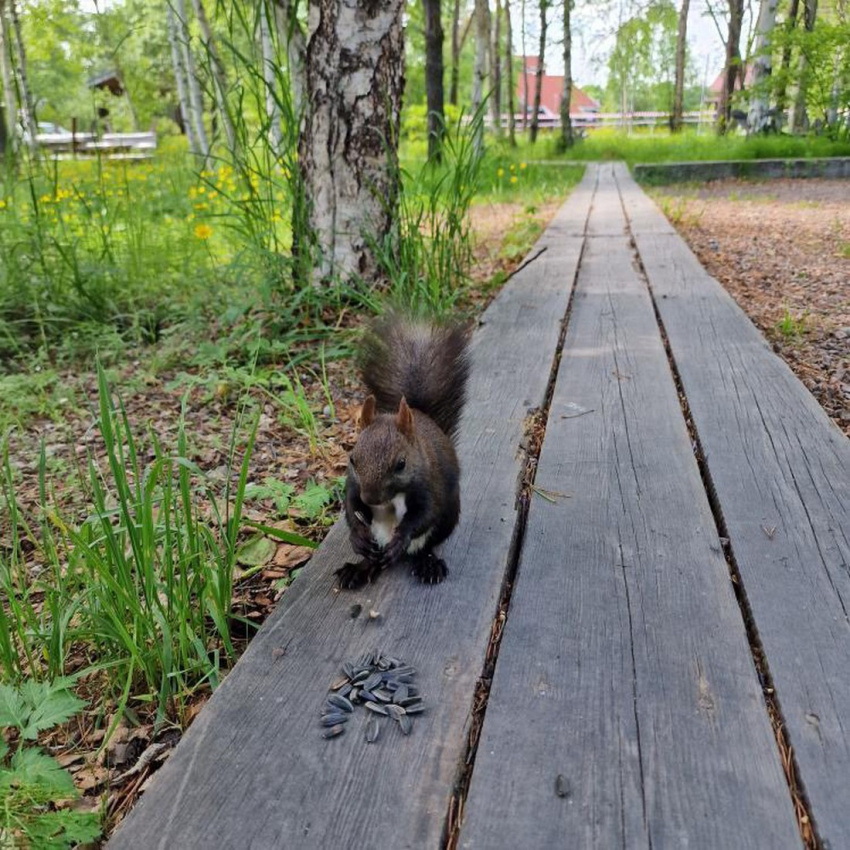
[110,164,850,849]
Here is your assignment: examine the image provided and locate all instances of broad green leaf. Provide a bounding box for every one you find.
[0,683,28,733]
[236,533,276,567]
[17,681,87,740]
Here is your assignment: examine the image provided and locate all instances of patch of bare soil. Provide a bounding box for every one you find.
[651,179,850,435]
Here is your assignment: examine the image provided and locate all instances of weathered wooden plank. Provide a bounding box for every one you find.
[619,162,850,846]
[460,164,800,849]
[108,171,596,849]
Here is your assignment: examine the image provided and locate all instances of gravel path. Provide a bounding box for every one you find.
[651,179,850,435]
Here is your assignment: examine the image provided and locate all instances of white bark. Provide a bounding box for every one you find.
[175,0,209,159]
[260,1,283,155]
[8,0,35,150]
[298,0,405,285]
[191,0,236,151]
[472,0,489,151]
[0,0,18,149]
[747,0,779,132]
[166,2,198,154]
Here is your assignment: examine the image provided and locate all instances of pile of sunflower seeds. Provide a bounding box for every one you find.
[320,650,425,742]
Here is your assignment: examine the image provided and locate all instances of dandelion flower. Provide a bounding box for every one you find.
[510,175,518,184]
[520,162,527,170]
[509,163,516,172]
[497,167,505,178]
[194,223,213,240]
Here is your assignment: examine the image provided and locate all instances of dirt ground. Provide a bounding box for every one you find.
[650,179,850,436]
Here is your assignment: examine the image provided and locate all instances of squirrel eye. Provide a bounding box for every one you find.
[395,458,406,472]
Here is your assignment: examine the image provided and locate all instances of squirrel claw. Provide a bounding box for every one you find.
[335,560,380,591]
[411,554,448,585]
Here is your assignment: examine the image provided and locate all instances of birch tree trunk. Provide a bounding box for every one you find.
[260,1,283,155]
[423,0,445,161]
[791,0,817,131]
[0,0,18,151]
[747,0,779,132]
[472,0,489,152]
[671,0,690,131]
[191,0,236,151]
[449,0,461,106]
[491,0,503,138]
[529,0,547,144]
[505,0,516,146]
[298,0,404,285]
[521,0,529,128]
[774,0,799,121]
[273,0,306,121]
[558,0,573,149]
[166,2,198,154]
[719,0,744,132]
[175,0,209,159]
[8,0,35,151]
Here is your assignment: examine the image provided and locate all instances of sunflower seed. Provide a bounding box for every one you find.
[393,684,409,704]
[362,672,382,691]
[352,670,371,684]
[331,676,349,691]
[321,713,348,727]
[322,725,345,739]
[327,694,354,713]
[398,714,413,736]
[555,775,570,798]
[364,701,388,716]
[402,701,425,714]
[386,704,406,720]
[359,690,377,702]
[365,718,381,744]
[373,689,393,703]
[337,683,352,698]
[342,662,356,679]
[350,688,361,703]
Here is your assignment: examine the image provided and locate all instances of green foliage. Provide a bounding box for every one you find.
[0,679,101,848]
[775,307,807,340]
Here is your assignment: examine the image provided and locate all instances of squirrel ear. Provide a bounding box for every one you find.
[396,397,415,438]
[359,396,376,430]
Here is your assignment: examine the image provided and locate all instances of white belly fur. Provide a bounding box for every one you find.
[369,494,432,554]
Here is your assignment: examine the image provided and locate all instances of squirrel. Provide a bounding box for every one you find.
[336,312,471,590]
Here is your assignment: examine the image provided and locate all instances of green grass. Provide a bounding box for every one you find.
[518,127,850,166]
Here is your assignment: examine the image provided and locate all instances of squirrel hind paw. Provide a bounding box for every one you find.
[335,560,380,591]
[411,554,448,585]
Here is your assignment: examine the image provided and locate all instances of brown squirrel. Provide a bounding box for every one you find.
[336,312,471,589]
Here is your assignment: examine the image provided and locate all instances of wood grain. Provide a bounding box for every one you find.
[619,162,850,846]
[459,164,800,849]
[108,172,597,849]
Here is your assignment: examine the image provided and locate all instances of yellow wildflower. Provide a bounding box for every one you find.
[520,162,527,170]
[510,175,518,184]
[509,163,516,172]
[0,199,6,210]
[194,223,213,240]
[497,167,505,178]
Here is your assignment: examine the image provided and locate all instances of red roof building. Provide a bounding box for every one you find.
[516,57,600,119]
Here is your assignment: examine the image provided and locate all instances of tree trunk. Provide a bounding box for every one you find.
[521,0,528,128]
[166,2,198,154]
[192,0,236,151]
[8,0,36,151]
[719,0,743,132]
[504,0,516,146]
[259,0,283,155]
[671,0,690,131]
[529,0,547,144]
[423,0,445,161]
[491,0,503,138]
[558,0,573,149]
[774,0,799,121]
[0,0,18,151]
[273,0,307,121]
[747,0,779,133]
[472,0,489,151]
[175,0,209,159]
[449,0,460,106]
[791,0,817,131]
[298,0,404,286]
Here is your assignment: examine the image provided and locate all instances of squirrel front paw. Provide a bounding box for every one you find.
[335,560,381,590]
[410,553,448,585]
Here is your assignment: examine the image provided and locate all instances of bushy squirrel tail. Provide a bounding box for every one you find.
[358,311,471,440]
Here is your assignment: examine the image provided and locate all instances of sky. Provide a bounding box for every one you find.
[511,0,741,91]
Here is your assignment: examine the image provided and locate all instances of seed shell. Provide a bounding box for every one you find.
[387,704,406,720]
[398,714,413,736]
[322,725,345,739]
[365,718,381,744]
[364,701,388,716]
[327,693,354,713]
[321,713,348,727]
